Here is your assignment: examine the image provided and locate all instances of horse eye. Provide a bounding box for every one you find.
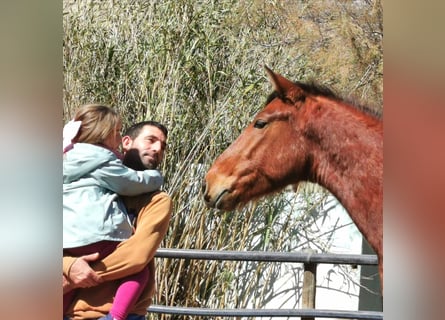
[253,120,267,129]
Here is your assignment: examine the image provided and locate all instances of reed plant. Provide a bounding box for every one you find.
[63,0,382,318]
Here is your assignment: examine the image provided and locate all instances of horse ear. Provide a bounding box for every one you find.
[264,65,304,102]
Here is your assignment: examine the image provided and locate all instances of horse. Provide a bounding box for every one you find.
[203,66,383,287]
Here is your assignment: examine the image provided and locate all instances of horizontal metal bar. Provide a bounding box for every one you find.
[155,248,378,265]
[147,306,383,319]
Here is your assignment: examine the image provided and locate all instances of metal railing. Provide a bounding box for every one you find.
[148,248,383,319]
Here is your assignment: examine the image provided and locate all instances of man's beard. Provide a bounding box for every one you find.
[123,149,158,170]
[142,158,158,170]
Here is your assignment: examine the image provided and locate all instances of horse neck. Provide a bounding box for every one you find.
[304,101,383,254]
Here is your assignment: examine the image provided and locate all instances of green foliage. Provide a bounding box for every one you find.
[64,0,382,317]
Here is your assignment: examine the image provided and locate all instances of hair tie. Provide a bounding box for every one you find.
[63,120,82,152]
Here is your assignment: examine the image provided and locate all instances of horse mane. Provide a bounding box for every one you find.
[265,80,382,120]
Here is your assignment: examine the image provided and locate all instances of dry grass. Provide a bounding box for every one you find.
[63,0,382,318]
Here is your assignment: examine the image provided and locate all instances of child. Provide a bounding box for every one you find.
[63,104,163,320]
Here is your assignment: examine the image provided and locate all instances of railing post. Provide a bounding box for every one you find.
[302,249,317,320]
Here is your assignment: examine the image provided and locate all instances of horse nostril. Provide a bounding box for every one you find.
[202,181,213,204]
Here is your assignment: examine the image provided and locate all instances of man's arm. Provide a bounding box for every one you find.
[90,191,172,281]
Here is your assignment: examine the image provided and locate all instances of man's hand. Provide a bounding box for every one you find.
[67,252,103,288]
[63,274,74,294]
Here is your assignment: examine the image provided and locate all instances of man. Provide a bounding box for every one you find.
[63,121,172,320]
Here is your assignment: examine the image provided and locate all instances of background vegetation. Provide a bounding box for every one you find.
[63,0,382,318]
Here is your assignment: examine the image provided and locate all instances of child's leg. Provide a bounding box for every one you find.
[64,240,119,260]
[109,267,150,320]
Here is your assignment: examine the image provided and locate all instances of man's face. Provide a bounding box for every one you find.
[122,125,167,170]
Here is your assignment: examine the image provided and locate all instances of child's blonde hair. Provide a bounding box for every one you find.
[72,104,121,145]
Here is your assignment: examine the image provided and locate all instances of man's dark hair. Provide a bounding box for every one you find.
[124,121,168,139]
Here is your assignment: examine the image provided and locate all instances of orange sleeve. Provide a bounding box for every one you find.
[63,256,78,276]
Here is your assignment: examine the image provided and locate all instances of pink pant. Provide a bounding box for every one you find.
[63,241,149,320]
